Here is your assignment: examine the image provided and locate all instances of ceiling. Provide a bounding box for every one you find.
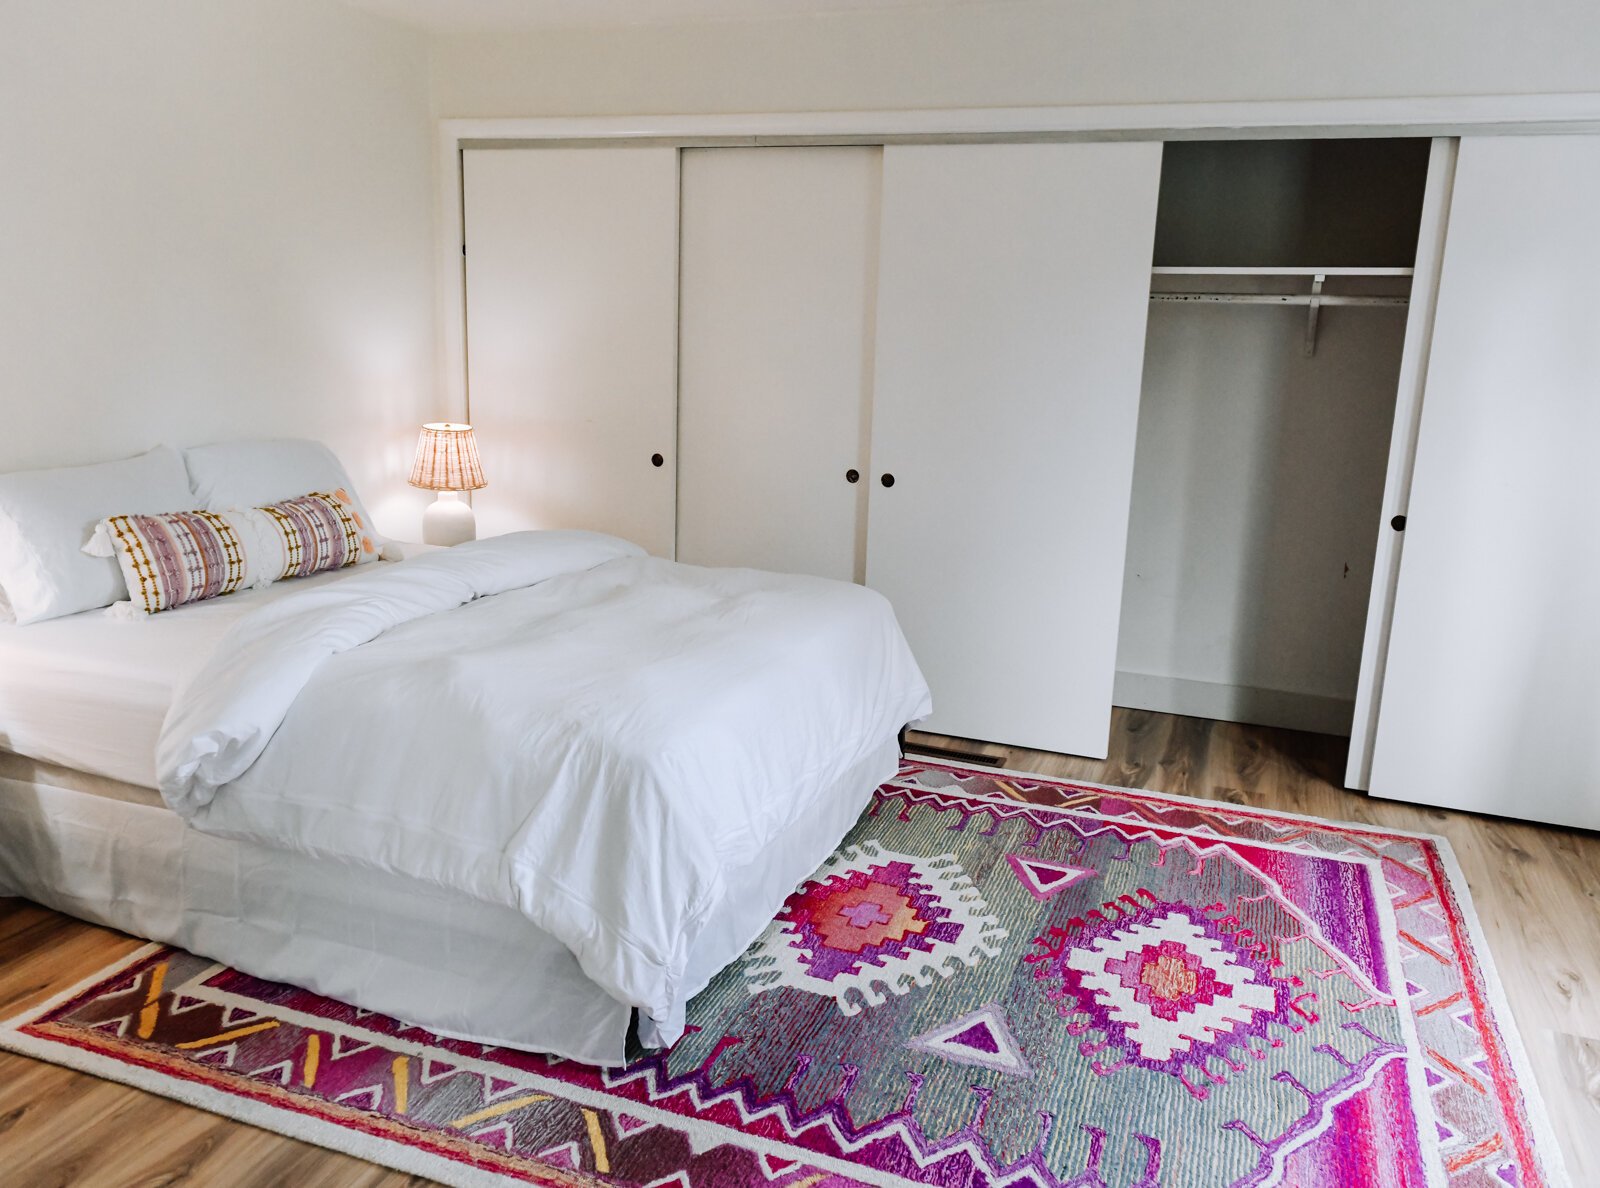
[342,0,981,33]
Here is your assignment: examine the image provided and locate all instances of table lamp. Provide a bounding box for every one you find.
[409,422,487,545]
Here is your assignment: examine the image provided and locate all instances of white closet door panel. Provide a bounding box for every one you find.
[1369,135,1600,829]
[867,142,1162,757]
[677,147,880,582]
[463,148,678,555]
[1344,138,1458,791]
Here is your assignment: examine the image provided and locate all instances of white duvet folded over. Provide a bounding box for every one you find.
[158,531,931,1044]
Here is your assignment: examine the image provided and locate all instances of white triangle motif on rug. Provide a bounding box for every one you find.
[249,1059,295,1086]
[1005,852,1095,901]
[537,1140,581,1168]
[480,1073,527,1103]
[907,1003,1032,1076]
[166,994,213,1018]
[331,1035,378,1061]
[615,1113,657,1137]
[195,1044,239,1069]
[334,1084,385,1110]
[420,1057,461,1085]
[221,1005,269,1028]
[759,1152,801,1179]
[471,1122,517,1150]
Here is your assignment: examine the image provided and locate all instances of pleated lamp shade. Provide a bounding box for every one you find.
[409,423,487,492]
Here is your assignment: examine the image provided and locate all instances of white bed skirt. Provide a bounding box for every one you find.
[0,738,899,1065]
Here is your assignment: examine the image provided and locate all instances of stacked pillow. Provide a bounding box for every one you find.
[0,439,384,623]
[0,445,195,624]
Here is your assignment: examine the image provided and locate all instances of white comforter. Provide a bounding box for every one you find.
[158,531,931,1044]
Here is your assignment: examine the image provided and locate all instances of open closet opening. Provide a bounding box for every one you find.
[1114,137,1432,738]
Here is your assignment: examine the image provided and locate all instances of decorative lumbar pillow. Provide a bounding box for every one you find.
[88,488,380,615]
[0,445,196,625]
[99,509,264,616]
[252,491,372,580]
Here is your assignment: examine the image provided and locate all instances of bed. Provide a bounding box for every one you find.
[0,444,931,1064]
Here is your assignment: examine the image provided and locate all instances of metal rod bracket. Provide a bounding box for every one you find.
[1304,273,1326,357]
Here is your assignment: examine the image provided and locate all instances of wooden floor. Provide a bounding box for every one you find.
[1,709,1596,1184]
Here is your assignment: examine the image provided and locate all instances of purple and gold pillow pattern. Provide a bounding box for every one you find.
[106,510,253,615]
[258,490,372,580]
[95,489,378,616]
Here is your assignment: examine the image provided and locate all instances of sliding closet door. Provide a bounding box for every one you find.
[463,148,679,555]
[1369,135,1600,829]
[1344,138,1457,791]
[867,142,1162,756]
[677,147,880,581]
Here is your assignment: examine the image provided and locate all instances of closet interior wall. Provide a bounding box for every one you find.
[1115,138,1432,737]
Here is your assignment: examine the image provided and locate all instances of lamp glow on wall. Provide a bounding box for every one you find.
[409,422,487,545]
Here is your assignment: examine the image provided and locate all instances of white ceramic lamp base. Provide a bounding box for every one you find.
[422,491,477,546]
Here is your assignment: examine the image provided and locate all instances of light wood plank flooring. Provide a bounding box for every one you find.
[1,709,1596,1184]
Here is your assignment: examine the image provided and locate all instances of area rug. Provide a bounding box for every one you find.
[0,760,1567,1187]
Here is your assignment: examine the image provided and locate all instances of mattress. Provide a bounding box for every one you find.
[0,748,164,807]
[0,562,399,789]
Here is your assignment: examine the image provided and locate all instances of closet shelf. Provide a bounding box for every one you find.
[1149,267,1413,356]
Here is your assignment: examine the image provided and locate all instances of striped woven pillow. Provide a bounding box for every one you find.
[103,510,256,615]
[255,490,375,580]
[92,489,380,616]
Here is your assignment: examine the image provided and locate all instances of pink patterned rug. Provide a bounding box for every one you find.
[0,761,1567,1187]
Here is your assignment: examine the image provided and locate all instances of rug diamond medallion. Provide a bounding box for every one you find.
[1041,898,1286,1075]
[743,841,1008,1015]
[0,761,1566,1188]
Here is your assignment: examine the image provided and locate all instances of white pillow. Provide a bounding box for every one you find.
[0,445,195,625]
[183,438,384,546]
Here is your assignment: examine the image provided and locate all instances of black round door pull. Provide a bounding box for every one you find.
[651,453,664,468]
[845,469,860,484]
[880,473,895,488]
[1391,514,1407,531]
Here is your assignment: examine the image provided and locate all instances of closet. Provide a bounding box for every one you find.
[457,129,1600,829]
[1115,138,1433,743]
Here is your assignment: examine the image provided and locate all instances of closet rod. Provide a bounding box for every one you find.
[1148,293,1409,306]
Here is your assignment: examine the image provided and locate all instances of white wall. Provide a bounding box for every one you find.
[0,0,438,538]
[428,0,1600,118]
